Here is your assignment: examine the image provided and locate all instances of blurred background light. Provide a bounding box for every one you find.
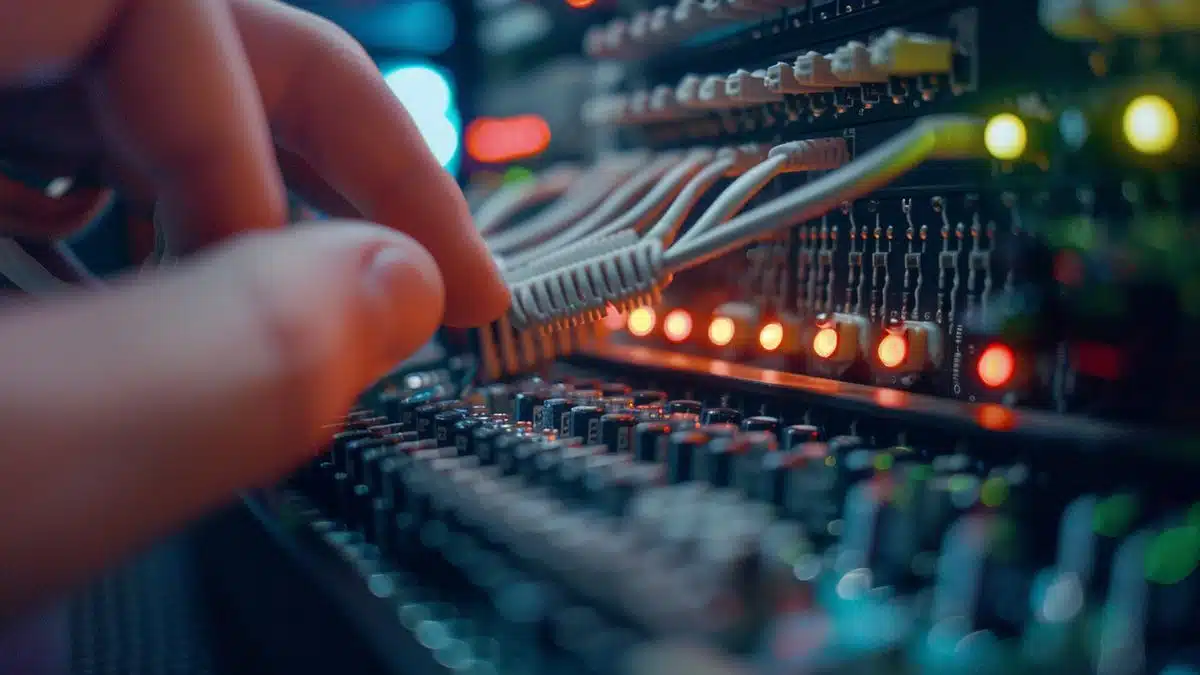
[382,63,461,171]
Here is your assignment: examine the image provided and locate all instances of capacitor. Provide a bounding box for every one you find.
[453,418,481,456]
[392,391,436,429]
[542,398,573,435]
[634,421,673,462]
[599,413,638,454]
[367,422,408,438]
[698,423,739,439]
[664,400,703,418]
[514,391,548,424]
[568,405,606,444]
[493,433,529,476]
[784,424,821,449]
[668,430,708,483]
[555,446,608,500]
[472,424,503,464]
[484,383,512,413]
[741,415,780,435]
[570,389,603,404]
[602,396,634,412]
[701,436,751,488]
[630,390,669,407]
[434,410,465,447]
[702,407,742,425]
[415,402,447,440]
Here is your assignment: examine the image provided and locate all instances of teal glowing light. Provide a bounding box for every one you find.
[383,64,460,171]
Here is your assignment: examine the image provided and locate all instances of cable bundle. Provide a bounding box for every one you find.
[470,115,986,379]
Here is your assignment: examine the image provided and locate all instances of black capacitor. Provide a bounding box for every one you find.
[602,396,634,412]
[472,425,504,464]
[492,433,528,475]
[698,423,739,439]
[667,430,708,484]
[702,436,751,488]
[415,402,445,439]
[393,390,439,429]
[516,439,562,482]
[368,422,408,439]
[701,407,742,426]
[741,415,780,435]
[630,390,668,407]
[484,383,511,413]
[434,410,466,447]
[784,424,821,450]
[542,398,572,435]
[599,413,638,454]
[568,405,606,444]
[668,416,699,431]
[664,400,703,417]
[513,391,548,424]
[597,461,663,517]
[741,430,778,454]
[453,418,481,456]
[634,421,673,463]
[556,446,608,500]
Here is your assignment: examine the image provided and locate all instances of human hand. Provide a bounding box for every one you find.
[0,0,508,622]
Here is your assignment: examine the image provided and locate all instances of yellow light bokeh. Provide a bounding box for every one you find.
[627,307,656,337]
[708,316,736,346]
[877,334,908,368]
[759,322,784,351]
[812,327,839,359]
[1122,94,1179,156]
[663,309,693,342]
[984,113,1028,161]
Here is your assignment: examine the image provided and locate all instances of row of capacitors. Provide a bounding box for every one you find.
[583,28,956,127]
[295,375,1200,675]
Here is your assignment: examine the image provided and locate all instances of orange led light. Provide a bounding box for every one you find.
[708,316,736,347]
[759,322,784,351]
[465,115,552,164]
[977,344,1016,388]
[566,0,596,7]
[663,309,693,343]
[812,327,838,359]
[877,334,908,368]
[627,307,656,337]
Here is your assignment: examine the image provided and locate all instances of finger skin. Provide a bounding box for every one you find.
[230,0,509,327]
[84,0,287,247]
[0,222,444,625]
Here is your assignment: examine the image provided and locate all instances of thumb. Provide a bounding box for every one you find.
[0,220,446,622]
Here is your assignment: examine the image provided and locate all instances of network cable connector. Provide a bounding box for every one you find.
[792,52,842,89]
[868,29,955,76]
[830,41,889,83]
[726,70,783,105]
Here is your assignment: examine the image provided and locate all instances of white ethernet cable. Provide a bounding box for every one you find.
[499,114,985,334]
[662,115,985,273]
[489,152,682,258]
[501,148,715,268]
[670,136,849,249]
[483,153,649,257]
[473,164,581,236]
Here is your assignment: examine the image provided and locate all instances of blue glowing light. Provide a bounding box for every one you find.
[383,64,460,170]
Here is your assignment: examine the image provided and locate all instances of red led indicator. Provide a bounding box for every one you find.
[977,344,1016,388]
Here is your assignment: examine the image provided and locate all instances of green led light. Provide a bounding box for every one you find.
[1093,493,1139,538]
[1144,525,1200,585]
[980,477,1009,508]
[503,166,535,185]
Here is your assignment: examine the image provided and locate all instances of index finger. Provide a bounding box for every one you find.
[229,0,509,327]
